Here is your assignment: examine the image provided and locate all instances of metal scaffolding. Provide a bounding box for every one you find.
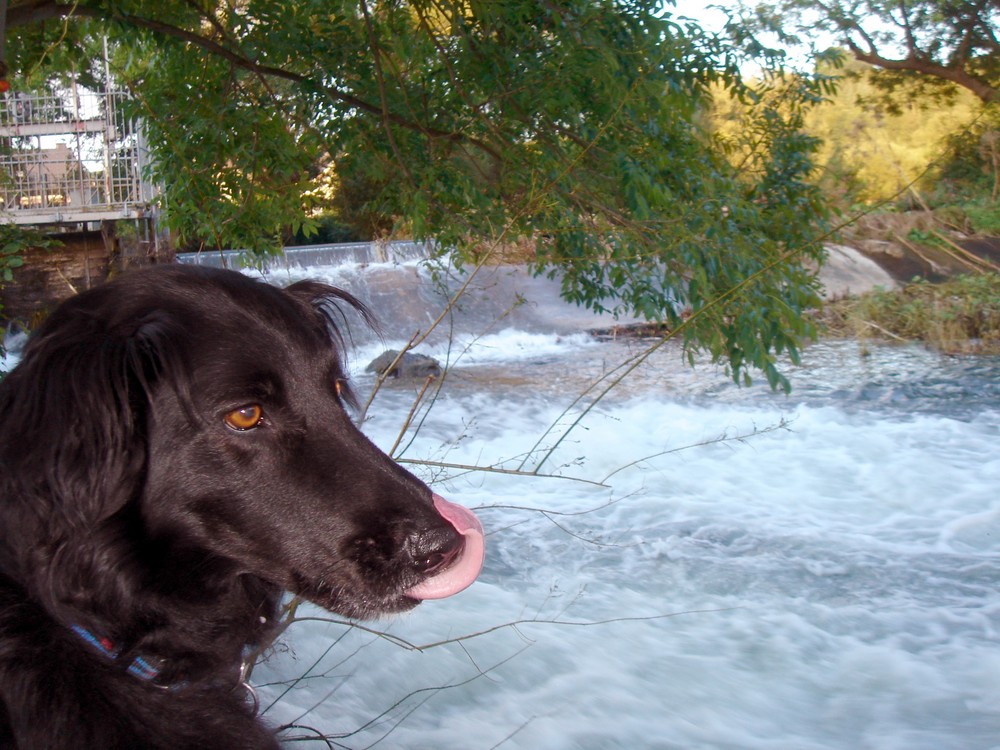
[0,84,156,226]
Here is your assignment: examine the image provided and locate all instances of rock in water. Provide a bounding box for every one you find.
[365,350,442,379]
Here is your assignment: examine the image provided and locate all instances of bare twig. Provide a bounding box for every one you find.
[601,418,792,483]
[285,606,741,654]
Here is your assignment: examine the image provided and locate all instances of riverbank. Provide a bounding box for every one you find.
[818,273,1000,354]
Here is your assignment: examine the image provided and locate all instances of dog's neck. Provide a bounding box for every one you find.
[38,543,283,691]
[30,524,283,681]
[70,624,172,686]
[69,621,262,711]
[74,590,280,688]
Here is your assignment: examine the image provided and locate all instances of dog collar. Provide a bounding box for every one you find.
[69,623,260,711]
[70,625,168,685]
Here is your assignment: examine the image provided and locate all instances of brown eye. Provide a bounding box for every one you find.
[224,404,263,431]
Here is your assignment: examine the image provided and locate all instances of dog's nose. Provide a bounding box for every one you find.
[404,493,484,601]
[408,528,464,574]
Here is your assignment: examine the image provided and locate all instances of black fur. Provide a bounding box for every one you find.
[0,265,464,749]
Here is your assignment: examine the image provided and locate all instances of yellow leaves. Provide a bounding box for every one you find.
[804,66,981,203]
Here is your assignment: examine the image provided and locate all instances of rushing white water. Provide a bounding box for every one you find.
[236,259,1000,750]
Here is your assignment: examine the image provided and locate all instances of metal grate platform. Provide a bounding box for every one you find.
[0,87,155,225]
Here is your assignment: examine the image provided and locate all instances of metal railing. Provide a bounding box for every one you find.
[0,87,155,225]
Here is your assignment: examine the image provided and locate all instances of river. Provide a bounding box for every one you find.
[223,255,1000,750]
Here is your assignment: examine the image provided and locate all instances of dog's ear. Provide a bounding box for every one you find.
[282,280,378,345]
[282,281,377,409]
[0,297,187,528]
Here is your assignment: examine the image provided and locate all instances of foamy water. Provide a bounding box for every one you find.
[249,309,1000,749]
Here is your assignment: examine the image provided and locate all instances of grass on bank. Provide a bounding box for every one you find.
[961,199,1000,236]
[821,273,1000,354]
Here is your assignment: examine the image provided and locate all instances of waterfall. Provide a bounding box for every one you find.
[175,240,434,270]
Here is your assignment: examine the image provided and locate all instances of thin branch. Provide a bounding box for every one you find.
[600,418,792,483]
[395,457,610,488]
[386,374,437,457]
[286,606,741,654]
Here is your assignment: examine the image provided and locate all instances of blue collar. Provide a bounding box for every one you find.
[70,624,166,684]
[70,623,259,711]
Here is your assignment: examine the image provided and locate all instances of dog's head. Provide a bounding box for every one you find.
[0,265,483,625]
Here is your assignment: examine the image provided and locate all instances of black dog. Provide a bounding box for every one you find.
[0,265,484,749]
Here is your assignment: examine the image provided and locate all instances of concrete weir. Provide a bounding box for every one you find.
[176,239,907,340]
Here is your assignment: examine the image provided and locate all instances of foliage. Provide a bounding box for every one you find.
[962,199,1000,235]
[822,273,1000,353]
[0,224,57,284]
[3,1,834,389]
[717,50,996,217]
[0,225,30,285]
[0,224,58,356]
[732,0,1000,105]
[798,55,984,204]
[289,213,364,246]
[935,104,1000,200]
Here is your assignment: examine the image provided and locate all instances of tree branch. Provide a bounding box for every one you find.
[5,1,483,141]
[793,0,999,104]
[846,40,999,103]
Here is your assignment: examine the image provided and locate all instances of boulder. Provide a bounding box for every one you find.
[365,349,443,379]
[818,244,899,299]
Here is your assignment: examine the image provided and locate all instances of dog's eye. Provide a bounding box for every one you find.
[224,405,263,431]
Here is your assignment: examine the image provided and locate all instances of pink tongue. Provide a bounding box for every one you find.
[405,494,485,600]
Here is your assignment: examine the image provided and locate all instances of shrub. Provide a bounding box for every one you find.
[822,273,1000,353]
